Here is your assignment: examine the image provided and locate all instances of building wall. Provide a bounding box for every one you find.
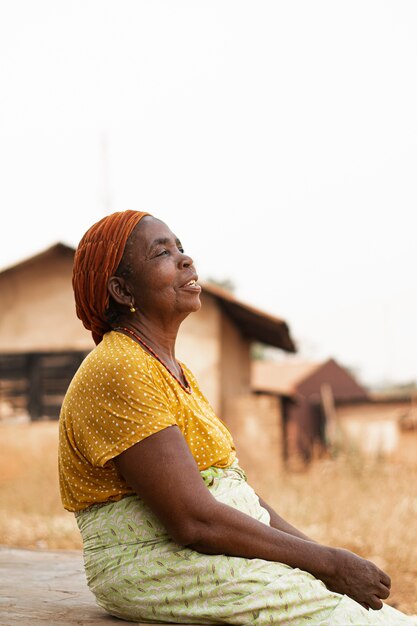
[286,396,324,464]
[224,393,283,500]
[219,312,251,414]
[176,292,222,413]
[336,400,412,457]
[0,253,94,352]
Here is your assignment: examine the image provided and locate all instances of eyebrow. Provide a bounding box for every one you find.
[149,237,182,251]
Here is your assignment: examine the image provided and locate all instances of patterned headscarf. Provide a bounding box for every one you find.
[72,210,150,345]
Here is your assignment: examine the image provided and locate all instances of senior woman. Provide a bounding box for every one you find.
[58,210,414,625]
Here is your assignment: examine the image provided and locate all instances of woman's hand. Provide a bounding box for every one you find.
[322,548,391,611]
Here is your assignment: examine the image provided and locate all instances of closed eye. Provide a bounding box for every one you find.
[156,244,184,257]
[150,238,185,259]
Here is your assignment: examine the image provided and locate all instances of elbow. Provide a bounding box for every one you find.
[169,517,204,547]
[167,505,219,548]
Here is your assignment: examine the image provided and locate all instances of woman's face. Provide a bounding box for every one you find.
[120,216,202,322]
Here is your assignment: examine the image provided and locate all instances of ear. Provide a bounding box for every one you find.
[107,276,132,307]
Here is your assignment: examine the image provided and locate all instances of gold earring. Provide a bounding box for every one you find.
[129,303,136,313]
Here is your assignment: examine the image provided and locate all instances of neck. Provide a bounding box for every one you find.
[115,315,182,363]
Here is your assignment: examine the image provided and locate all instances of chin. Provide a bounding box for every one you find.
[182,295,202,315]
[188,297,202,313]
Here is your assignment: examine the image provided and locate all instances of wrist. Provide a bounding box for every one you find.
[311,545,338,579]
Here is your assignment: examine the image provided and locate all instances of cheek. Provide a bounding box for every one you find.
[137,271,177,305]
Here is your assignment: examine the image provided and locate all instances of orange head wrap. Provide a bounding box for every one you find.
[72,210,150,345]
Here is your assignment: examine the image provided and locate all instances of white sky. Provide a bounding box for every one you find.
[1,0,416,388]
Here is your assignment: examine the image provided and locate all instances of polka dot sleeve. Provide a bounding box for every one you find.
[74,351,177,468]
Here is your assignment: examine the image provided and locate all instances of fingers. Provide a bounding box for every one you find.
[379,583,390,600]
[356,578,389,611]
[368,595,384,611]
[357,592,385,611]
[380,572,391,589]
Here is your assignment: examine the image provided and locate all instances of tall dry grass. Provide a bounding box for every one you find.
[0,421,416,614]
[0,421,81,550]
[254,447,417,616]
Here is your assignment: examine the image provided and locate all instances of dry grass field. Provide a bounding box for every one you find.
[1,421,416,615]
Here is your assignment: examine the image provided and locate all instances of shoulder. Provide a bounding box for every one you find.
[65,331,158,402]
[88,331,151,375]
[62,331,174,422]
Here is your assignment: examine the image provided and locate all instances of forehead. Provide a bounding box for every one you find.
[132,216,177,250]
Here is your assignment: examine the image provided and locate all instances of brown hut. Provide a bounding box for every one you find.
[252,358,368,465]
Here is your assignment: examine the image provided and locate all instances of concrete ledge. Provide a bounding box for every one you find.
[0,546,197,626]
[3,546,416,625]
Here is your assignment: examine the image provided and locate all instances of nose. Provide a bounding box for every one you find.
[178,251,194,269]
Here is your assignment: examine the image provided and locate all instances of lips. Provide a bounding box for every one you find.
[180,275,201,291]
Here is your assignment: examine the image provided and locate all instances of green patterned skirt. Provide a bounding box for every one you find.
[76,464,414,625]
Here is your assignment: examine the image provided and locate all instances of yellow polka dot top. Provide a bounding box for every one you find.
[58,331,236,512]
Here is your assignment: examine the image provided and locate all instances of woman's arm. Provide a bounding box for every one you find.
[114,426,390,611]
[257,495,315,542]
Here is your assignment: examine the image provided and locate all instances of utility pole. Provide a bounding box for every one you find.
[100,131,113,214]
